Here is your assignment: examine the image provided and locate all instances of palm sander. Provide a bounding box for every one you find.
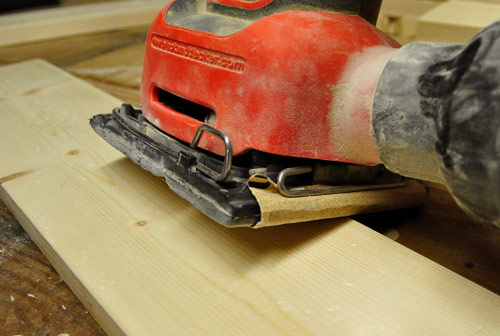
[91,0,500,228]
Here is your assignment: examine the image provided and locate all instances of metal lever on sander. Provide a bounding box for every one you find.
[370,21,500,225]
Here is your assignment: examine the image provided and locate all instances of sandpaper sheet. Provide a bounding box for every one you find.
[250,180,427,228]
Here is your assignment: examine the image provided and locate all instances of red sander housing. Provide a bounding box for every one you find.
[91,0,500,227]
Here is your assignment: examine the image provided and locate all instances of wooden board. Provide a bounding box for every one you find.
[68,43,145,89]
[0,0,165,47]
[0,200,106,335]
[417,0,500,43]
[0,27,148,68]
[1,59,500,335]
[377,0,439,44]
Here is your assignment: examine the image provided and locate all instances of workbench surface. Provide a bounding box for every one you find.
[1,2,499,335]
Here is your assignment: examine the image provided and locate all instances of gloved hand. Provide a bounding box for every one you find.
[372,21,500,226]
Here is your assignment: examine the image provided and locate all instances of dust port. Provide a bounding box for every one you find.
[157,88,217,125]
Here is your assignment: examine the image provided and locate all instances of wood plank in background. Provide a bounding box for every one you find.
[1,59,500,335]
[68,43,145,89]
[417,0,500,43]
[0,0,165,47]
[66,42,145,105]
[0,27,148,68]
[377,0,439,44]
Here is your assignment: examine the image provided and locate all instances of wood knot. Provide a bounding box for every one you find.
[67,149,80,156]
[135,220,148,227]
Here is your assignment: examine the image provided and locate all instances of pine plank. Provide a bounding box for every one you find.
[68,43,145,89]
[0,27,148,68]
[1,59,500,335]
[377,0,439,44]
[0,199,106,335]
[417,0,500,43]
[0,0,165,47]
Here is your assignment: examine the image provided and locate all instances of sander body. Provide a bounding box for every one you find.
[91,0,500,227]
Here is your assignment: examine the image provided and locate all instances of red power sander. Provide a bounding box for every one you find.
[91,0,500,227]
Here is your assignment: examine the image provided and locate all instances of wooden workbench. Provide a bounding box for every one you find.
[1,1,499,335]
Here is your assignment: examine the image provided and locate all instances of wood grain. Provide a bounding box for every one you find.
[0,0,165,47]
[1,59,500,335]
